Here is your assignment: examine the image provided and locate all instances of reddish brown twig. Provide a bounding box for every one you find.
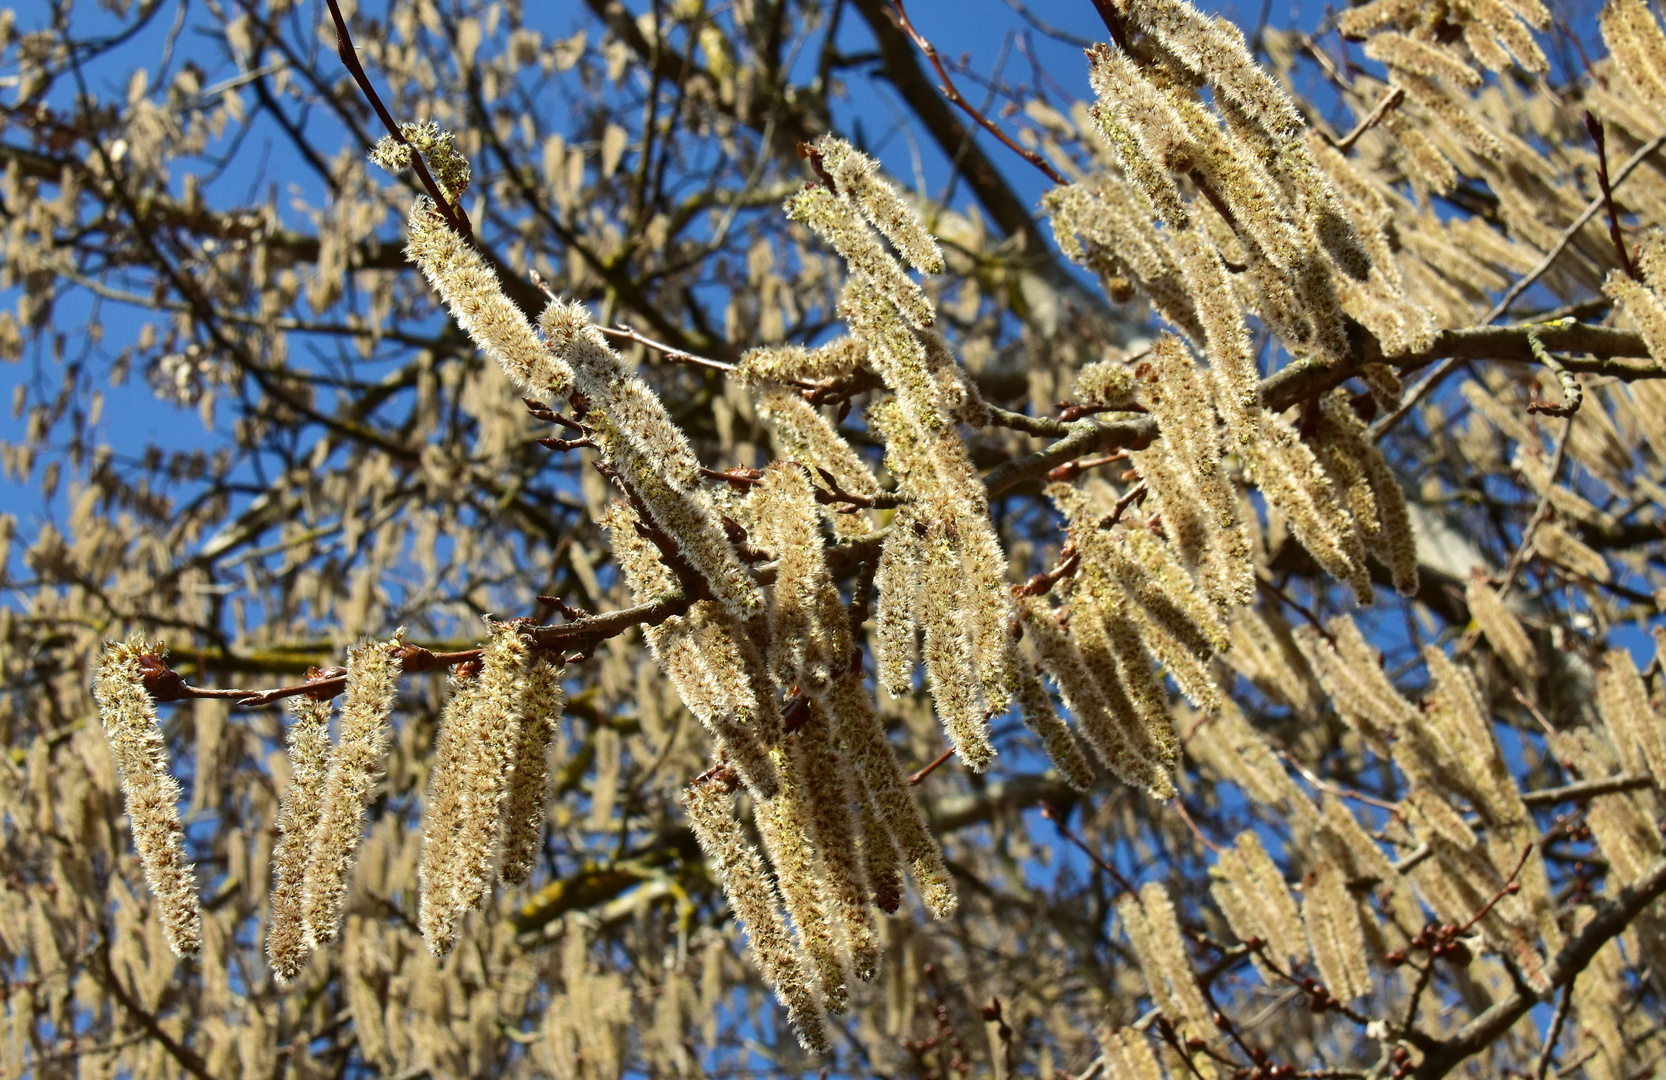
[1015,544,1080,597]
[321,0,473,244]
[887,1,1068,186]
[908,745,958,785]
[1329,86,1404,153]
[1585,112,1642,282]
[1047,450,1129,483]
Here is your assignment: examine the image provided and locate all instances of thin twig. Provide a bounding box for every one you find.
[1039,800,1139,896]
[1585,112,1641,282]
[887,1,1067,186]
[320,0,473,244]
[1330,86,1404,152]
[1497,411,1576,600]
[1534,980,1577,1080]
[908,745,958,785]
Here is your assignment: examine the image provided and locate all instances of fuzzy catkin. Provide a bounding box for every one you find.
[1303,864,1372,1002]
[499,658,566,887]
[1120,883,1213,1039]
[828,671,957,918]
[1596,648,1666,787]
[404,200,572,399]
[873,513,923,698]
[792,700,880,980]
[94,634,202,958]
[815,136,945,275]
[269,695,334,982]
[753,749,849,1014]
[301,634,402,948]
[1465,578,1542,684]
[683,772,829,1053]
[1013,654,1096,792]
[417,666,480,955]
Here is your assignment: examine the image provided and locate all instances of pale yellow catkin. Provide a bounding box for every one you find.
[753,749,849,1015]
[300,633,402,948]
[269,695,334,982]
[404,200,572,399]
[1013,651,1096,793]
[1595,647,1666,787]
[93,634,202,958]
[792,700,880,980]
[1465,577,1543,684]
[1100,1026,1167,1080]
[1318,390,1419,595]
[416,665,479,955]
[499,658,566,887]
[815,136,945,275]
[1120,882,1213,1039]
[828,670,957,919]
[1018,596,1173,797]
[1303,864,1372,1003]
[787,185,933,330]
[683,772,830,1053]
[872,510,923,698]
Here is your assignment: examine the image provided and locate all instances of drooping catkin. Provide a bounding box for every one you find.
[420,623,530,956]
[416,664,480,955]
[1131,0,1305,141]
[499,658,566,887]
[792,699,880,980]
[1603,271,1666,365]
[1119,882,1213,1039]
[1243,408,1373,602]
[1099,1026,1167,1080]
[1219,831,1307,966]
[873,510,923,698]
[856,790,904,915]
[918,518,996,771]
[1018,595,1174,797]
[1303,864,1372,1003]
[540,300,761,618]
[1530,520,1610,582]
[753,748,849,1014]
[814,136,945,275]
[1422,647,1527,830]
[1317,390,1419,595]
[1596,648,1666,787]
[1013,652,1096,792]
[1465,577,1543,684]
[1293,617,1416,753]
[752,383,880,537]
[94,634,202,958]
[828,670,957,918]
[683,770,830,1053]
[269,695,334,982]
[754,463,850,689]
[404,200,572,399]
[301,633,402,948]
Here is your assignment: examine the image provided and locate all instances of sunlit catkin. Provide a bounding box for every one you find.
[1465,577,1543,685]
[829,671,957,918]
[814,136,945,275]
[792,700,880,980]
[1596,648,1666,787]
[683,770,829,1053]
[499,658,566,887]
[404,200,572,399]
[786,185,933,330]
[269,695,334,982]
[94,634,202,958]
[753,749,848,1014]
[301,633,402,948]
[1303,864,1372,1003]
[1119,883,1213,1040]
[417,664,482,954]
[1013,651,1096,792]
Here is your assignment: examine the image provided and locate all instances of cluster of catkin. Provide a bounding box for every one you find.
[94,627,566,980]
[400,135,994,1050]
[1047,0,1420,607]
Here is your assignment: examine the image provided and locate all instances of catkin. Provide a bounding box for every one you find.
[1303,864,1372,1003]
[1119,882,1213,1039]
[301,634,402,949]
[753,750,848,1014]
[815,136,945,274]
[1465,577,1543,684]
[269,695,334,982]
[94,634,203,958]
[829,671,957,919]
[1013,653,1096,793]
[873,511,923,698]
[1596,647,1666,787]
[684,771,829,1053]
[499,658,566,887]
[787,185,933,330]
[404,200,572,399]
[792,700,880,980]
[417,664,479,955]
[1018,595,1174,797]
